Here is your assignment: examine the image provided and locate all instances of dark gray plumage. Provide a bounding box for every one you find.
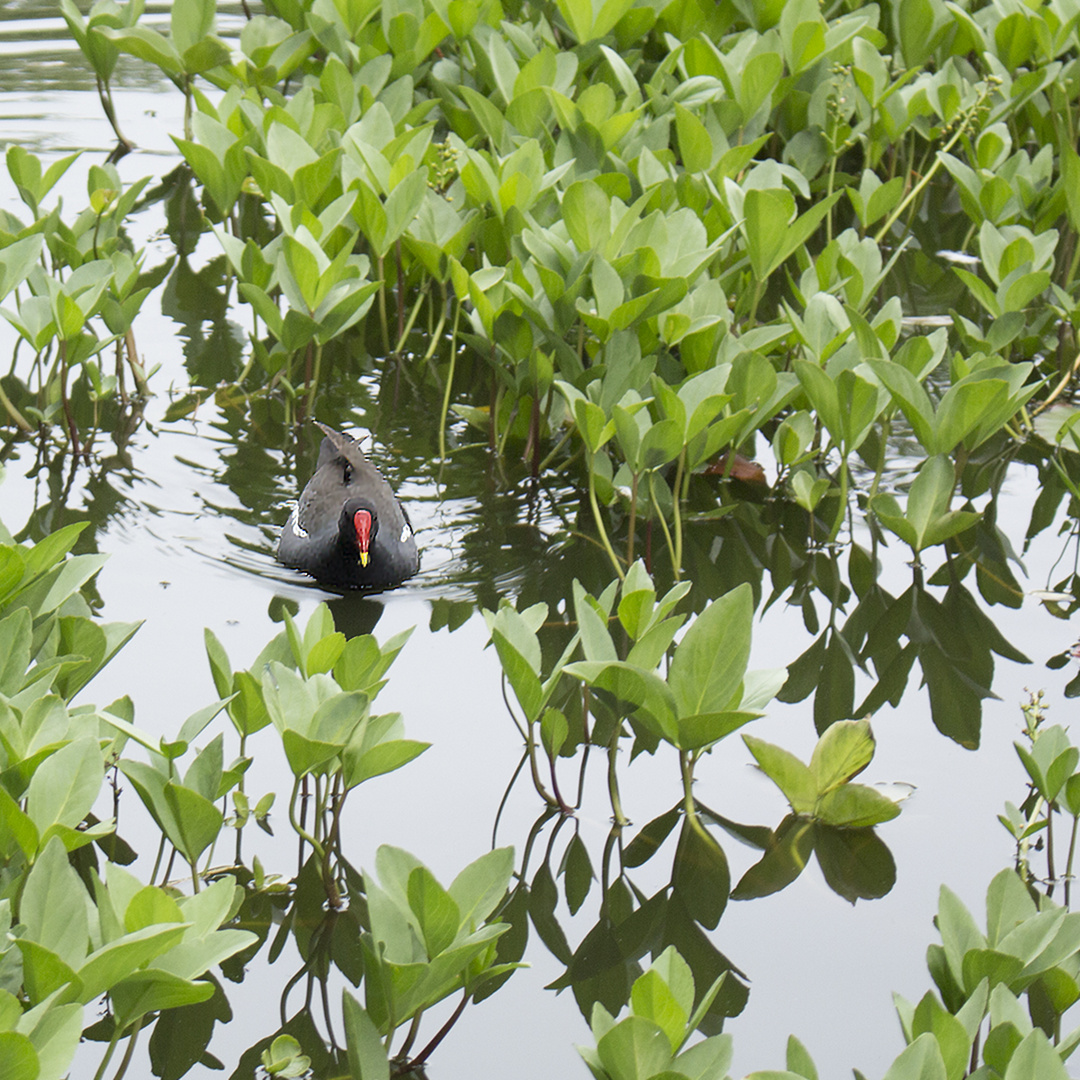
[277,423,418,589]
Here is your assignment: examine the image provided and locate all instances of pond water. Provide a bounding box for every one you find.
[3,5,1080,1079]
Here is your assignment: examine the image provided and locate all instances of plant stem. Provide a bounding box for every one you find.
[679,750,710,845]
[867,419,890,501]
[608,721,627,828]
[588,454,624,581]
[1066,814,1078,909]
[1047,806,1056,898]
[538,424,574,472]
[93,1031,121,1080]
[874,91,989,244]
[97,75,133,159]
[626,471,639,565]
[182,76,193,141]
[548,744,569,814]
[648,472,678,574]
[438,298,462,461]
[746,279,765,327]
[410,991,469,1070]
[377,255,390,355]
[59,339,80,458]
[671,446,686,579]
[526,719,558,809]
[110,1016,144,1080]
[395,238,405,352]
[393,283,426,356]
[828,455,849,544]
[0,377,31,431]
[305,342,322,416]
[289,775,326,861]
[421,282,448,384]
[396,1010,424,1061]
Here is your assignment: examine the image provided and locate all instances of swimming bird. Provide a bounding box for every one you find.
[277,422,419,589]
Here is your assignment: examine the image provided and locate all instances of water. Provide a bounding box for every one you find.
[2,7,1079,1078]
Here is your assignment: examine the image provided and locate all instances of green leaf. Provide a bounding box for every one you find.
[111,969,215,1029]
[306,633,346,676]
[564,660,678,743]
[1001,1028,1070,1080]
[125,886,184,933]
[814,825,896,902]
[912,991,970,1080]
[528,862,571,964]
[407,866,460,958]
[0,1032,38,1080]
[343,991,390,1080]
[574,581,617,662]
[203,628,233,700]
[26,736,103,834]
[674,104,712,173]
[743,735,816,813]
[743,188,795,280]
[1062,142,1080,237]
[668,584,752,719]
[0,786,38,859]
[672,818,729,930]
[881,1032,947,1080]
[76,924,189,1003]
[562,834,593,916]
[596,1016,673,1080]
[677,710,761,751]
[732,816,814,900]
[623,806,680,868]
[794,361,842,446]
[563,180,610,252]
[163,782,223,863]
[491,621,543,721]
[15,940,80,1006]
[99,25,182,77]
[744,190,843,280]
[20,837,88,970]
[630,967,688,1054]
[672,1034,733,1079]
[815,784,901,827]
[985,868,1038,949]
[786,1034,819,1080]
[961,949,1024,995]
[171,0,216,56]
[0,234,44,303]
[811,725,876,798]
[883,455,980,553]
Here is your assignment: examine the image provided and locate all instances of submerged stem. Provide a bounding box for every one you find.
[438,299,462,462]
[608,721,627,828]
[377,255,390,356]
[393,283,426,356]
[588,456,624,581]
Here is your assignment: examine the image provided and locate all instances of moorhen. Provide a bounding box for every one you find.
[277,423,419,589]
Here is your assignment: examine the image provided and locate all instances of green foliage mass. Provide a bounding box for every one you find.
[8,0,1080,1076]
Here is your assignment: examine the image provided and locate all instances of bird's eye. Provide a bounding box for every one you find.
[343,464,353,484]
